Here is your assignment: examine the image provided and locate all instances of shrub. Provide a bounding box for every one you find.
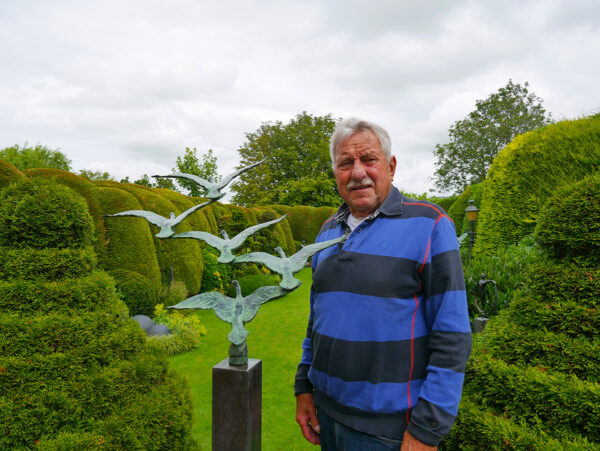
[109,269,159,316]
[160,280,189,307]
[237,273,281,296]
[474,114,600,257]
[147,304,206,356]
[0,158,24,188]
[534,172,600,266]
[200,247,234,294]
[447,183,483,236]
[0,177,94,249]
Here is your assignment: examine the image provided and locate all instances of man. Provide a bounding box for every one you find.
[295,118,472,450]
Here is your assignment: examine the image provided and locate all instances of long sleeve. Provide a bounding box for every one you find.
[407,215,472,446]
[294,285,316,395]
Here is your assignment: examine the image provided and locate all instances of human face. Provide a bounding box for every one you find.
[333,130,396,218]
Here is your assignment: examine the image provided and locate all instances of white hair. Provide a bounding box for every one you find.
[329,118,392,168]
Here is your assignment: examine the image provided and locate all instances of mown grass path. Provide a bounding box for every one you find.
[168,268,315,450]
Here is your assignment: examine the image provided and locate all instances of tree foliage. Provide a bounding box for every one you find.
[78,169,114,181]
[231,112,339,207]
[174,147,220,196]
[0,143,72,171]
[433,80,552,193]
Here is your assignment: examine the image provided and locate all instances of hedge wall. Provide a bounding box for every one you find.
[102,183,204,295]
[473,114,600,257]
[447,183,483,236]
[442,173,600,449]
[0,177,194,449]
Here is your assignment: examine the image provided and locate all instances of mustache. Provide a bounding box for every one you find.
[347,177,375,190]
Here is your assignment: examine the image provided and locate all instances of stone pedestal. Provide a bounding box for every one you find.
[212,358,262,450]
[473,316,489,333]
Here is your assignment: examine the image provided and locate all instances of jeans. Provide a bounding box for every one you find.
[317,408,403,451]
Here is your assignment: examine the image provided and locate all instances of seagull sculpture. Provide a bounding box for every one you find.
[171,215,285,263]
[233,234,348,290]
[104,200,213,238]
[168,280,288,364]
[153,159,265,201]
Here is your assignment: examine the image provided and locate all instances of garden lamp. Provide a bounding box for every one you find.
[465,198,479,249]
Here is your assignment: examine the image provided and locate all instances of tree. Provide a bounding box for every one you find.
[231,112,339,207]
[174,147,221,196]
[0,143,72,171]
[78,169,114,181]
[433,80,553,193]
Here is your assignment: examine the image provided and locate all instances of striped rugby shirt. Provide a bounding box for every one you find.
[294,186,472,446]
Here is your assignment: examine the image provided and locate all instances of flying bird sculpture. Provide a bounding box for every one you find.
[153,159,265,200]
[233,234,348,290]
[168,280,288,364]
[104,200,213,238]
[171,215,285,263]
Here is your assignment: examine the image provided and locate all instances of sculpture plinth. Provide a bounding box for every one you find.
[213,358,262,451]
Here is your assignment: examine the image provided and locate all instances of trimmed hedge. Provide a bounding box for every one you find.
[447,183,483,236]
[0,246,97,281]
[109,269,159,316]
[0,177,95,249]
[96,186,162,290]
[0,178,194,449]
[535,172,600,266]
[155,188,213,234]
[474,114,600,257]
[0,158,24,188]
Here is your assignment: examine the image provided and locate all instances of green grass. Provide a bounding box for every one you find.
[168,268,316,450]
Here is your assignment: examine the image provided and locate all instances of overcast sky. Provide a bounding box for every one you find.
[1,0,599,197]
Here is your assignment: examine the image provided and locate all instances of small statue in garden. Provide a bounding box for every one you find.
[233,236,347,289]
[169,280,288,365]
[153,159,265,201]
[104,199,213,238]
[172,215,285,263]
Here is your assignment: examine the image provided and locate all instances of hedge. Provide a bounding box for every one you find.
[155,188,213,234]
[105,183,203,294]
[109,269,159,316]
[474,114,600,256]
[0,178,194,449]
[0,158,24,188]
[26,168,108,260]
[534,172,600,266]
[0,246,97,281]
[0,177,95,249]
[96,186,162,289]
[447,183,483,236]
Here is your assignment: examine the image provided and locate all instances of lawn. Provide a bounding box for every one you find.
[168,268,316,450]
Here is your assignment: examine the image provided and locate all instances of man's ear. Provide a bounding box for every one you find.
[389,156,397,178]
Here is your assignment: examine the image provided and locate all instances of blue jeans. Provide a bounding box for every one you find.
[317,409,403,451]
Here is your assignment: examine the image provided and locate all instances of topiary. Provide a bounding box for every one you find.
[0,177,195,449]
[109,269,159,316]
[473,114,600,257]
[0,158,25,188]
[447,183,483,236]
[534,172,600,266]
[0,177,94,249]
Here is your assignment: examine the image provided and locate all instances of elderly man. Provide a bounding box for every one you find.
[295,118,472,450]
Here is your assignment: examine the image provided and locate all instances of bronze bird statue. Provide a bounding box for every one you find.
[104,200,213,238]
[153,159,265,201]
[171,215,285,263]
[168,280,288,364]
[233,234,348,290]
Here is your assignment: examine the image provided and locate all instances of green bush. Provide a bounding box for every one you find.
[200,247,234,294]
[462,236,544,318]
[160,280,190,307]
[0,177,94,249]
[447,184,483,236]
[237,273,282,296]
[474,114,600,257]
[0,246,97,281]
[0,158,24,188]
[109,269,159,316]
[534,173,600,266]
[146,304,207,356]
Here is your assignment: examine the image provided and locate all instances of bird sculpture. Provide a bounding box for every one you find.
[168,280,288,364]
[233,234,348,290]
[171,215,285,263]
[104,200,213,238]
[153,159,265,201]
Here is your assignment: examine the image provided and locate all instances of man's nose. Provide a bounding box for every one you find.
[351,159,367,179]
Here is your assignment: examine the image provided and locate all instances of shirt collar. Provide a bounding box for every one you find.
[334,185,404,223]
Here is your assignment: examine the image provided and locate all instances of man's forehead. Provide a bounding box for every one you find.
[336,143,380,158]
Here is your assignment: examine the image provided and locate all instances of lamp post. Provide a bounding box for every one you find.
[464,198,479,250]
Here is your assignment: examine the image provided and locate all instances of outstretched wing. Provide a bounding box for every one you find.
[229,215,285,248]
[171,230,225,249]
[105,210,166,227]
[233,252,282,271]
[168,291,233,323]
[242,285,288,322]
[218,159,265,189]
[289,234,347,270]
[176,200,213,223]
[153,172,212,190]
